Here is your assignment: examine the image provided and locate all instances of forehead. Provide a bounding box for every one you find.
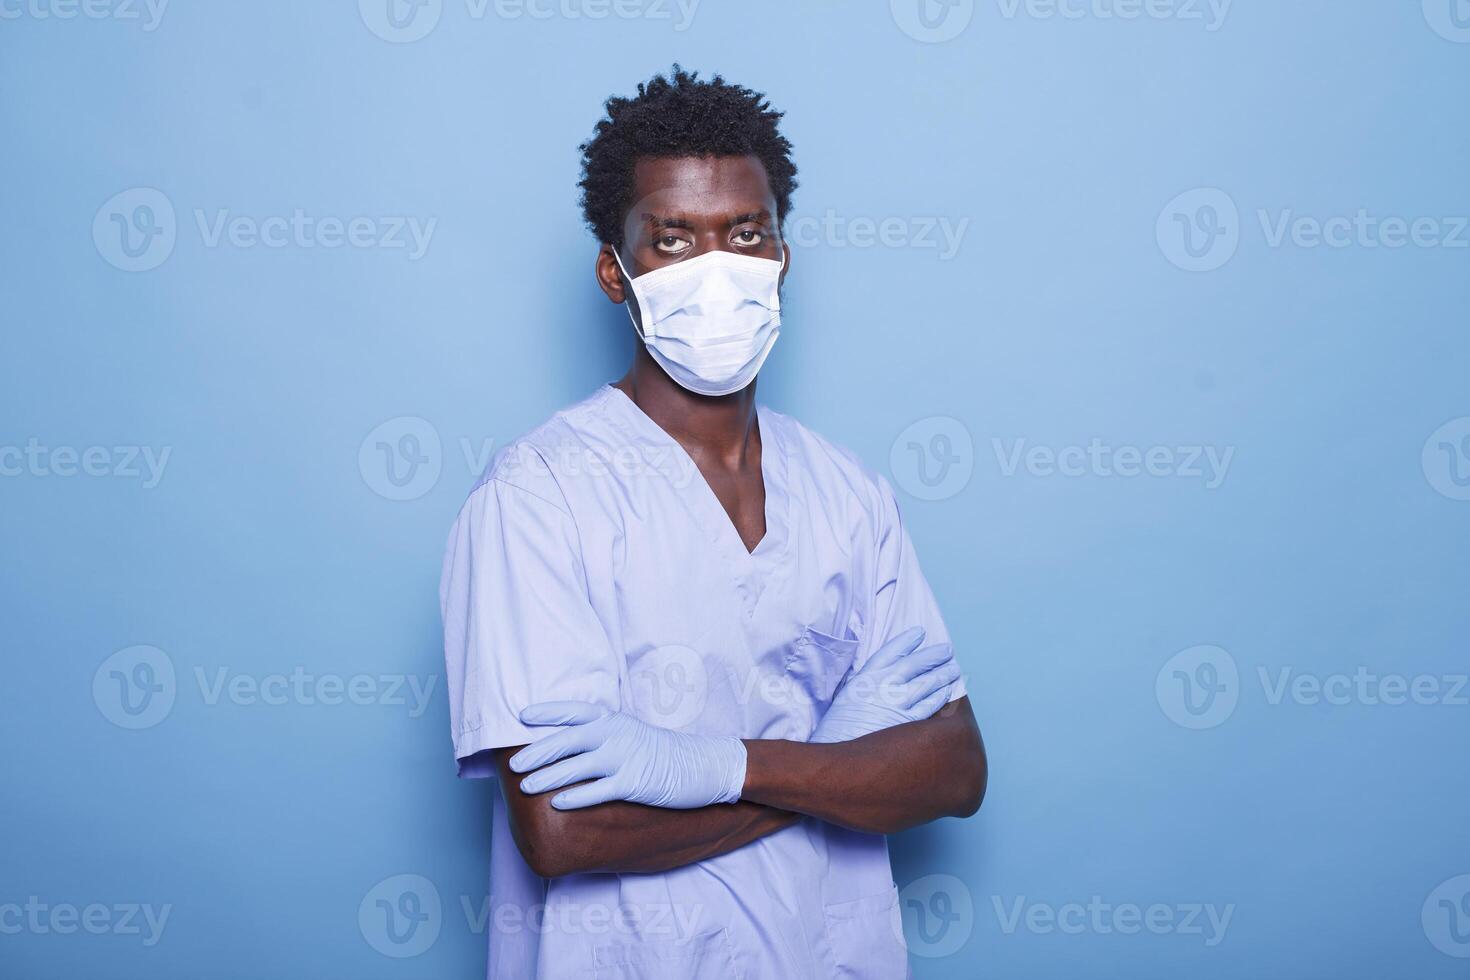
[629,155,775,221]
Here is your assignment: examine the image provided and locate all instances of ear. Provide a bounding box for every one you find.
[595,244,627,305]
[779,240,792,285]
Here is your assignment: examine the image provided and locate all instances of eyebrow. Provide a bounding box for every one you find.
[642,215,694,231]
[636,209,774,232]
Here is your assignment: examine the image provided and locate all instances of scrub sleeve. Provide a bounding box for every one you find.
[865,473,969,704]
[440,470,622,778]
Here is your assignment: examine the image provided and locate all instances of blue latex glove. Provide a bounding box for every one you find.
[509,701,746,810]
[810,626,962,744]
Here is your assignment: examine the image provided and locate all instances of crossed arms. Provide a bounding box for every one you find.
[487,630,988,878]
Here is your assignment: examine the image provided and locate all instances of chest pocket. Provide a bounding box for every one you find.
[784,625,862,711]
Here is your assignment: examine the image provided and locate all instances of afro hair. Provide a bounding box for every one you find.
[578,66,798,248]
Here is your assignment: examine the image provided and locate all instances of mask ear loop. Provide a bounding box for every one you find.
[610,247,650,341]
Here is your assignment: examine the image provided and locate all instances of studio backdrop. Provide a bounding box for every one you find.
[3,2,1469,977]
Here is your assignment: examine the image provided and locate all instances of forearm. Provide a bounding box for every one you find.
[495,748,799,877]
[496,694,985,872]
[741,697,986,834]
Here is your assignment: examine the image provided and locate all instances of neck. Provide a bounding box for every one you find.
[615,348,759,466]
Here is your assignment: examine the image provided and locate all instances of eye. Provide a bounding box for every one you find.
[731,227,764,247]
[654,233,692,255]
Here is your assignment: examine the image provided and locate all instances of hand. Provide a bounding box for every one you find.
[810,626,961,744]
[509,701,747,810]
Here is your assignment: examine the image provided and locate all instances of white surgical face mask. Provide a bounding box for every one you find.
[614,248,784,397]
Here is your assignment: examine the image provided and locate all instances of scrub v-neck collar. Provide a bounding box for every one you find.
[599,383,791,610]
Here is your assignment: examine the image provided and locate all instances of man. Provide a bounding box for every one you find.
[441,67,987,979]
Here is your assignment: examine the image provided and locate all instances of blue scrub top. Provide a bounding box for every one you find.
[441,384,963,979]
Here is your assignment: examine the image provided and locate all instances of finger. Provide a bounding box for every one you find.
[890,643,955,683]
[550,776,627,810]
[908,683,954,721]
[861,627,926,672]
[912,660,963,697]
[899,661,963,709]
[520,749,615,795]
[518,700,607,727]
[508,723,604,773]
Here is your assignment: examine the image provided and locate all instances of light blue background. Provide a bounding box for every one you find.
[3,1,1469,977]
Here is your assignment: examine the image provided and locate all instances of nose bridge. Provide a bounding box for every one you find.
[696,224,733,256]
